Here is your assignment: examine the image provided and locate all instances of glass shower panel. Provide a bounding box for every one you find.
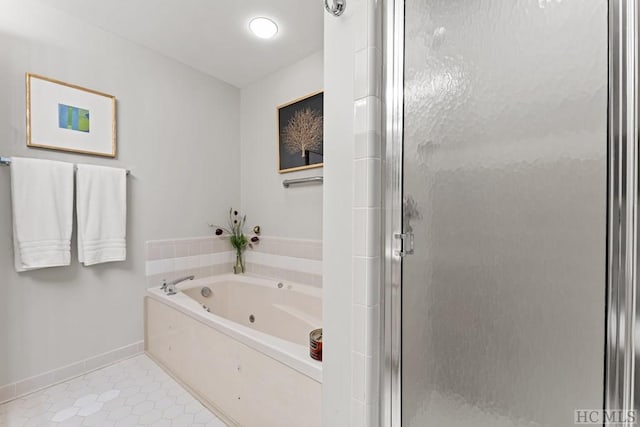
[401,1,607,426]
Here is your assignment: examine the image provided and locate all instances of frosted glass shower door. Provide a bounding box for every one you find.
[401,1,607,426]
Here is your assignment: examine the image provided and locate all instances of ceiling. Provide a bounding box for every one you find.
[40,0,324,88]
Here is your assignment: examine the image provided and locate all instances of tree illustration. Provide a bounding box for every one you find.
[282,107,323,157]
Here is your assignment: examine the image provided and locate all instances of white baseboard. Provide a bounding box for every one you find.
[0,341,144,405]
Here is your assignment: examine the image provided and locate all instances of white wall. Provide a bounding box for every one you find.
[0,0,240,386]
[240,51,324,240]
[322,8,356,427]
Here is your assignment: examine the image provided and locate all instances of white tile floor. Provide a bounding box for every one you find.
[0,355,227,427]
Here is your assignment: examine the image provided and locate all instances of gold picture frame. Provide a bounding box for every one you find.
[26,73,117,157]
[277,90,324,173]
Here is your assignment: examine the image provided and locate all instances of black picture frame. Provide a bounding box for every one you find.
[277,91,324,173]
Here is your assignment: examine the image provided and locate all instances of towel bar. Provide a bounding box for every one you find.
[282,176,323,188]
[0,156,131,175]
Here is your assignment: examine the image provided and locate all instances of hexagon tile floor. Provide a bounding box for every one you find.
[0,355,226,427]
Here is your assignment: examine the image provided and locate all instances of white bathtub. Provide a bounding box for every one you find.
[145,274,322,426]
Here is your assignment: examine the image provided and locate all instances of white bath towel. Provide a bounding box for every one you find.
[10,157,74,272]
[76,164,127,266]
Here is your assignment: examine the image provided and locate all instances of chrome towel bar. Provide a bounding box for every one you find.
[282,176,323,188]
[0,156,131,175]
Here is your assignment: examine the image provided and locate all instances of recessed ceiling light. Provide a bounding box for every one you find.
[249,17,278,39]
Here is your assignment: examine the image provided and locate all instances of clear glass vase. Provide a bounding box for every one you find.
[233,249,245,274]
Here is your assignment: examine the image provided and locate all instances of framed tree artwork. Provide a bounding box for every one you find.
[277,91,323,173]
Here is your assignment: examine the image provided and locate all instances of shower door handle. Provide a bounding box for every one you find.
[394,232,414,257]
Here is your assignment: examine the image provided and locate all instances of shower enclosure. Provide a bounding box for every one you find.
[383,0,640,426]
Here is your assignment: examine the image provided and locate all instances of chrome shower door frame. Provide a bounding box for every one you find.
[381,0,640,426]
[607,0,640,422]
[381,0,404,425]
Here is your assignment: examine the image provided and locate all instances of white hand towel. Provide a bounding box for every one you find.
[76,164,127,266]
[10,157,74,272]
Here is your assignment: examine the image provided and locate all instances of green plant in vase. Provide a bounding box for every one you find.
[210,209,260,274]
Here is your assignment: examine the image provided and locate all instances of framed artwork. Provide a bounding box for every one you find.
[277,90,323,173]
[26,73,117,157]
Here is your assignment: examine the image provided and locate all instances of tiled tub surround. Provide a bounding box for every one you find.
[145,274,322,426]
[245,237,322,286]
[145,237,234,288]
[0,342,143,406]
[145,236,322,288]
